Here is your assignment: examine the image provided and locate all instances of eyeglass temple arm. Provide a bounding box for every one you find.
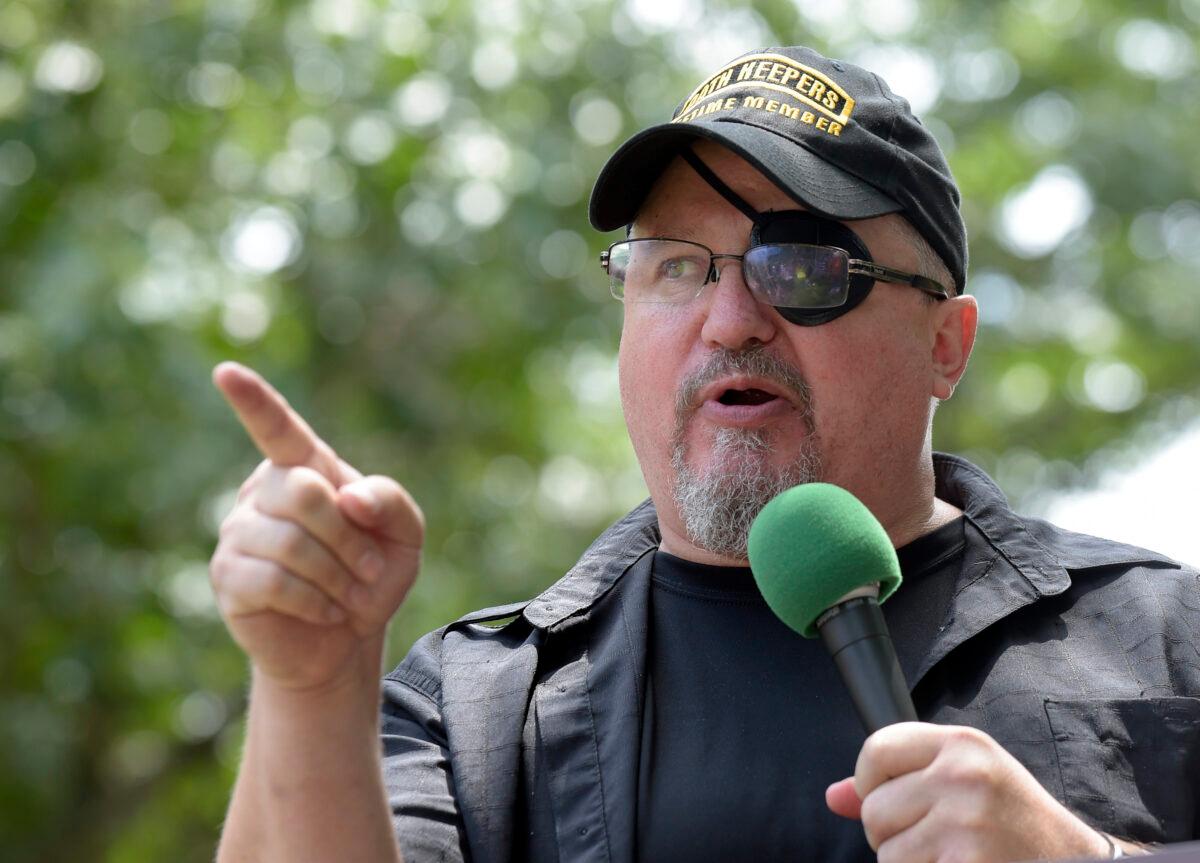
[848,260,950,299]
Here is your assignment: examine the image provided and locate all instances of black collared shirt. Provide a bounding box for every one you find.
[381,455,1200,863]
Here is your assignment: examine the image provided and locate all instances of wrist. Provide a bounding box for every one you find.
[251,638,385,725]
[1097,830,1160,858]
[1096,831,1123,859]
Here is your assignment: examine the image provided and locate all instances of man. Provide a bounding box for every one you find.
[210,47,1199,861]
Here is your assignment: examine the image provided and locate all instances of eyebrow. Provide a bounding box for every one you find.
[629,221,707,242]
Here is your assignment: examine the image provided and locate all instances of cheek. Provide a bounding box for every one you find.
[617,308,691,409]
[801,321,932,438]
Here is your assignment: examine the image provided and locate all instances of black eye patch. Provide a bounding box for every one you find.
[749,210,878,326]
[676,148,883,326]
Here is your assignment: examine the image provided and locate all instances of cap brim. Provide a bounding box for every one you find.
[589,119,901,232]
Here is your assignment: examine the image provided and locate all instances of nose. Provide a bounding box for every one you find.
[699,257,777,350]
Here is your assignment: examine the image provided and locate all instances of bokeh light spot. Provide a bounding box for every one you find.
[472,40,519,91]
[310,0,373,38]
[0,2,36,50]
[1161,201,1200,267]
[288,115,335,159]
[997,165,1093,258]
[454,180,508,229]
[0,140,36,186]
[344,111,397,165]
[1114,19,1195,80]
[945,48,1019,102]
[220,206,303,275]
[571,95,623,146]
[860,0,918,36]
[1013,91,1080,149]
[128,109,173,156]
[393,74,453,128]
[35,41,104,94]
[851,45,941,114]
[383,11,431,55]
[625,0,702,32]
[221,291,272,342]
[1083,360,1146,413]
[175,691,228,742]
[539,230,588,279]
[997,362,1052,417]
[188,62,244,108]
[0,64,27,118]
[482,454,536,508]
[400,198,449,246]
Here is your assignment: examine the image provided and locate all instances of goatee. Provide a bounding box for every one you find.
[670,347,822,559]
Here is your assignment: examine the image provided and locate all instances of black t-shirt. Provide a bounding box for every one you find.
[635,516,967,862]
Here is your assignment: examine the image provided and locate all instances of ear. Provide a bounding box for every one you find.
[929,295,978,400]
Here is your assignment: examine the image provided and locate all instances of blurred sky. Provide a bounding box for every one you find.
[1046,419,1200,568]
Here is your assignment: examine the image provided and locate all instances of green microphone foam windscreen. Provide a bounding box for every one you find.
[748,483,902,638]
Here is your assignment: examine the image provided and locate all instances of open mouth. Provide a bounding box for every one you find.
[716,388,778,406]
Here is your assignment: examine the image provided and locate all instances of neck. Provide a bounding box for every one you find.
[882,495,962,548]
[658,521,752,567]
[657,461,961,565]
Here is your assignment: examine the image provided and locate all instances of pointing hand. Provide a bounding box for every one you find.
[209,362,424,691]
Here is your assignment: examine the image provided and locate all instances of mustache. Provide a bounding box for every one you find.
[673,346,815,420]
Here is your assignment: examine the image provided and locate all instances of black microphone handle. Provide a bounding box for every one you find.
[816,596,917,735]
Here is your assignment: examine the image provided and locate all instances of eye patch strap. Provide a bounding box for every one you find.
[679,148,762,224]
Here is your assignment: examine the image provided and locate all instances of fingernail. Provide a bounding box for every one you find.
[358,550,384,583]
[326,605,346,624]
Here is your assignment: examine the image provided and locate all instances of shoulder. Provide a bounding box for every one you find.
[383,498,661,707]
[1021,515,1193,577]
[383,600,535,714]
[1017,517,1200,650]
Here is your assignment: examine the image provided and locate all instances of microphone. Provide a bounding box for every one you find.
[747,483,917,735]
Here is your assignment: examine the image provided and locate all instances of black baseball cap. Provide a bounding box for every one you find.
[588,46,967,294]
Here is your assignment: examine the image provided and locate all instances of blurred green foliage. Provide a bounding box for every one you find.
[0,0,1197,858]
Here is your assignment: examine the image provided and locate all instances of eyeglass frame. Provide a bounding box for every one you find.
[599,236,950,309]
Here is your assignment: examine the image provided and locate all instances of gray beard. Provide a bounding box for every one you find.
[669,348,822,560]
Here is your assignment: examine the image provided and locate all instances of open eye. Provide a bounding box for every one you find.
[660,256,704,281]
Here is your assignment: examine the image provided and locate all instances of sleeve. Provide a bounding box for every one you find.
[380,633,470,863]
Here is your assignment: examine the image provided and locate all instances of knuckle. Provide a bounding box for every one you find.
[218,506,249,540]
[859,733,885,768]
[259,566,288,601]
[369,475,425,536]
[955,802,990,835]
[939,754,989,788]
[858,793,885,830]
[209,554,227,589]
[237,459,272,500]
[277,522,309,560]
[947,725,987,748]
[876,842,904,863]
[286,467,332,514]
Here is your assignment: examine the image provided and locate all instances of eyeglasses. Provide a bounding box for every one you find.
[600,237,949,325]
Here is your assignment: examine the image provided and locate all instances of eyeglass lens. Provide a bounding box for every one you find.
[607,239,850,309]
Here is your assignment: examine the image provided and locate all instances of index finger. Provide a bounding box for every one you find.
[213,361,342,482]
[854,722,944,800]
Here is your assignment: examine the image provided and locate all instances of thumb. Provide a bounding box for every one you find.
[825,777,863,820]
[338,475,426,547]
